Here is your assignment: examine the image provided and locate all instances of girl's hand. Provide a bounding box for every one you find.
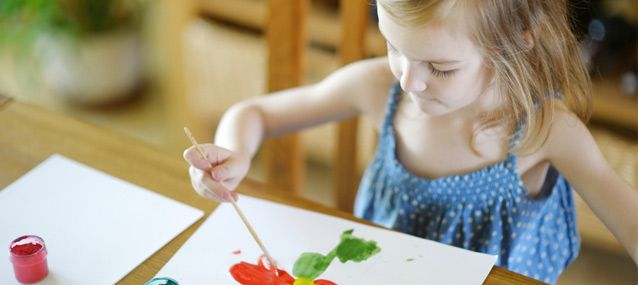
[183,144,250,202]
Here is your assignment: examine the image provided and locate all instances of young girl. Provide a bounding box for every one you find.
[184,0,638,283]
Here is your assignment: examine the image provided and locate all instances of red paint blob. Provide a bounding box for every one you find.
[229,255,338,285]
[230,256,294,285]
[9,235,49,284]
[233,249,242,255]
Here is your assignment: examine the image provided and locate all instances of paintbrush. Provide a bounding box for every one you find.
[183,127,278,270]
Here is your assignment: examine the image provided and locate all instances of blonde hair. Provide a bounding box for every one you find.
[379,0,592,154]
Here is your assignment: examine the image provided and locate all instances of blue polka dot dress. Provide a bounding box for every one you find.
[354,83,580,284]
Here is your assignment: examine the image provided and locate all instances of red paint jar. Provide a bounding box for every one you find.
[9,235,49,284]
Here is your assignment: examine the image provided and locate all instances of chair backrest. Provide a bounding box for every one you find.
[262,0,309,201]
[263,0,370,212]
[333,1,370,212]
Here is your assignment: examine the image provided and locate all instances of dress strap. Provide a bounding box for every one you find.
[381,82,402,130]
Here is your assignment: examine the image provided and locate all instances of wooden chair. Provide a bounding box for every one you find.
[262,0,370,213]
[159,0,371,212]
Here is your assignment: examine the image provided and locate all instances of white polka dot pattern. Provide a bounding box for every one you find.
[353,83,580,285]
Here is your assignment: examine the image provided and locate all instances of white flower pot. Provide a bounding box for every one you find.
[37,29,142,105]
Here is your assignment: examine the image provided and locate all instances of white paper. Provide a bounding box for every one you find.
[157,195,497,285]
[0,154,204,285]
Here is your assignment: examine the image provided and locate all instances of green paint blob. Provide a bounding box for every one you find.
[335,236,381,263]
[292,253,332,280]
[292,229,381,280]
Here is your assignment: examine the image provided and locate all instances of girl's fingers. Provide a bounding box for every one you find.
[212,155,250,185]
[227,191,239,202]
[183,147,212,170]
[183,144,234,170]
[202,145,233,165]
[211,164,231,181]
[190,166,236,202]
[196,179,235,202]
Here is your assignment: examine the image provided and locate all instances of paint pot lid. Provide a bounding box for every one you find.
[9,235,47,258]
[144,277,179,285]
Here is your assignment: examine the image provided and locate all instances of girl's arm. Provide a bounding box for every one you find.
[184,57,392,202]
[545,110,638,264]
[214,57,392,156]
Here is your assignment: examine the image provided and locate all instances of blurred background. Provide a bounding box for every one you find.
[0,1,635,284]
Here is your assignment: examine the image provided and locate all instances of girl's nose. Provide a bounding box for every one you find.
[399,61,427,93]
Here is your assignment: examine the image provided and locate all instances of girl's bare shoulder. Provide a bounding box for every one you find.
[521,102,591,162]
[328,57,395,120]
[544,107,592,154]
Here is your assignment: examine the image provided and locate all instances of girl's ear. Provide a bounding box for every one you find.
[523,30,535,50]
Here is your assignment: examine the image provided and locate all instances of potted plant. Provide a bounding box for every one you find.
[0,0,145,105]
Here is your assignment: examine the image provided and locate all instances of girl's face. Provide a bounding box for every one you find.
[377,5,494,116]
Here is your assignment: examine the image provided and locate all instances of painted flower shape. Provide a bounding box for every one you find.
[230,229,380,285]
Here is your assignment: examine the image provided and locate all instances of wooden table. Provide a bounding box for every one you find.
[0,96,544,285]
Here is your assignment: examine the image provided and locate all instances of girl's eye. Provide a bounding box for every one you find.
[430,66,456,79]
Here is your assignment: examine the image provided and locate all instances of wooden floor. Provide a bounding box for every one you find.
[1,19,635,285]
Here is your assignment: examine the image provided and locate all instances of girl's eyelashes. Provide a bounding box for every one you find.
[430,66,456,79]
[386,41,457,79]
